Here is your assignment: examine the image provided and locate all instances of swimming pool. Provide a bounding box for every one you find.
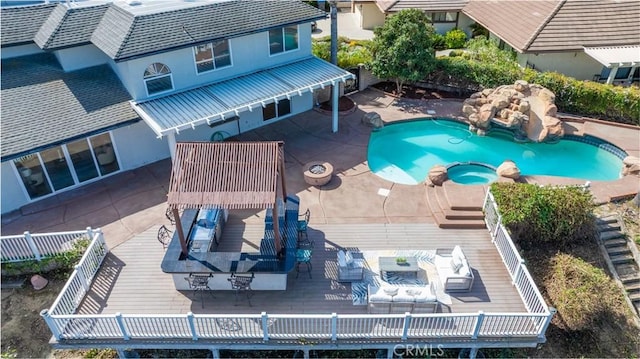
[367,119,626,185]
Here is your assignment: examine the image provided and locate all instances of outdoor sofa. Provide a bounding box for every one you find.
[367,283,438,314]
[434,245,474,292]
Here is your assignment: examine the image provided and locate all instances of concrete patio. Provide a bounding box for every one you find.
[1,88,638,251]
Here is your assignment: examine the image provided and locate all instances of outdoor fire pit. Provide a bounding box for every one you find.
[303,161,333,186]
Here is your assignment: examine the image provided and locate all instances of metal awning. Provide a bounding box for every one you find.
[167,141,284,210]
[584,46,640,68]
[131,57,355,137]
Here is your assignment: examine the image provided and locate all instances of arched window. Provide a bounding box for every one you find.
[143,63,173,95]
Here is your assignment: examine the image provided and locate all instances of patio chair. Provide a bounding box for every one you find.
[165,207,176,226]
[184,273,213,308]
[337,250,363,282]
[227,272,255,306]
[297,209,310,244]
[295,247,313,279]
[157,225,172,250]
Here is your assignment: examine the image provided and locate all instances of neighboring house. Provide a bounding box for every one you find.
[463,0,640,84]
[352,0,473,35]
[0,0,353,214]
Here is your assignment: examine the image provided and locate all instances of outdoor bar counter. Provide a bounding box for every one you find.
[161,196,300,291]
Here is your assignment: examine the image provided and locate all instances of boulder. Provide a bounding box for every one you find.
[362,112,383,129]
[477,103,496,129]
[514,80,529,92]
[622,156,640,176]
[491,96,511,110]
[518,100,530,113]
[496,160,521,179]
[462,104,477,116]
[538,88,556,104]
[545,103,558,117]
[623,156,640,167]
[428,165,448,186]
[31,274,48,290]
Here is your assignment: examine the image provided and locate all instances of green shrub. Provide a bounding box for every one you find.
[432,33,446,51]
[1,237,90,276]
[448,50,463,57]
[444,28,467,49]
[312,37,373,69]
[490,183,596,250]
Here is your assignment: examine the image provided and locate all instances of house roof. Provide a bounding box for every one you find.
[584,45,640,68]
[167,141,283,210]
[463,0,640,53]
[0,53,139,160]
[131,56,355,137]
[91,0,327,61]
[34,2,110,50]
[376,0,469,13]
[0,3,56,47]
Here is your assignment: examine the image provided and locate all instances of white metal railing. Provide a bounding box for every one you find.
[40,311,551,342]
[39,220,555,343]
[1,228,93,263]
[483,191,552,315]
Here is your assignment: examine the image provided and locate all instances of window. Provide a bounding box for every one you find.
[12,133,120,200]
[194,40,231,73]
[269,26,298,55]
[144,63,173,95]
[428,12,457,23]
[262,99,291,121]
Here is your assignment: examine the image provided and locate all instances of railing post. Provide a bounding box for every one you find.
[261,312,269,341]
[471,311,484,339]
[512,259,525,285]
[85,227,94,241]
[331,313,338,341]
[95,228,109,253]
[492,217,502,239]
[24,231,42,261]
[115,312,130,340]
[40,309,62,340]
[401,312,412,341]
[74,264,90,292]
[538,307,557,339]
[187,312,198,340]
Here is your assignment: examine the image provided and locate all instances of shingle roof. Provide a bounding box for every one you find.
[377,0,469,13]
[463,0,640,53]
[91,0,327,61]
[34,3,110,50]
[0,53,139,160]
[0,3,56,47]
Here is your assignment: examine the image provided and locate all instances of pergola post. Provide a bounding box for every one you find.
[273,198,282,255]
[278,143,287,202]
[167,132,177,162]
[332,81,339,133]
[606,66,619,84]
[173,207,188,256]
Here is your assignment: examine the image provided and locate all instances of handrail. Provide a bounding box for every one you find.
[483,191,551,315]
[1,228,91,263]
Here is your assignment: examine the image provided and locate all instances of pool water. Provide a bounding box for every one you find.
[367,119,625,185]
[447,163,498,185]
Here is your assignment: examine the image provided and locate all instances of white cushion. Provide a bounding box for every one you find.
[345,250,354,265]
[337,251,347,267]
[392,291,415,302]
[382,286,399,296]
[369,289,393,302]
[459,263,471,277]
[405,288,422,297]
[450,256,463,273]
[414,286,437,302]
[451,245,465,262]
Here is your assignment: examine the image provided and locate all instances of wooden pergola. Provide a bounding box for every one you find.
[167,141,287,257]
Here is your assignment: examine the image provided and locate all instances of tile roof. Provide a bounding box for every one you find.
[0,3,56,47]
[377,0,469,13]
[34,3,110,50]
[91,0,327,61]
[0,53,139,160]
[463,0,640,53]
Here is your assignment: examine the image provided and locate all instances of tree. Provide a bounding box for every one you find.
[369,9,438,95]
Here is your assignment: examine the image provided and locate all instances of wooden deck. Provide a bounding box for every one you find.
[77,221,526,316]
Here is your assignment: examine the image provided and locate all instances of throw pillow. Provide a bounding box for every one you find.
[345,250,354,265]
[450,256,463,273]
[383,286,399,296]
[459,263,471,277]
[337,250,347,267]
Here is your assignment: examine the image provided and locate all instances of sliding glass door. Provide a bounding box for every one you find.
[12,132,120,200]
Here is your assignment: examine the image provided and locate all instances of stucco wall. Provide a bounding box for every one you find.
[517,52,602,81]
[457,13,475,38]
[111,121,170,171]
[54,44,110,72]
[115,24,315,101]
[1,161,29,214]
[357,3,385,30]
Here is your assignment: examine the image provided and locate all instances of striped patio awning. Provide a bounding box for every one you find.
[131,56,355,137]
[167,141,283,210]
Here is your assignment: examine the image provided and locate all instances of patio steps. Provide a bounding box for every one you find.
[425,183,485,229]
[596,214,640,318]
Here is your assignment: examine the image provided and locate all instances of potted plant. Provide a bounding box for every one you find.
[396,257,407,265]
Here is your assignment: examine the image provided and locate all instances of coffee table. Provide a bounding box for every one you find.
[378,257,419,279]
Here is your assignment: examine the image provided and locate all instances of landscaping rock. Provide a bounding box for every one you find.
[496,160,521,179]
[428,165,448,186]
[622,156,640,176]
[31,274,48,290]
[362,112,383,129]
